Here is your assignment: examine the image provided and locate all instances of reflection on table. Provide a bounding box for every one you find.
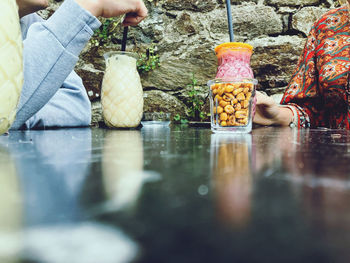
[252,127,350,263]
[0,146,22,263]
[0,129,139,263]
[0,126,350,262]
[211,133,252,228]
[102,130,144,211]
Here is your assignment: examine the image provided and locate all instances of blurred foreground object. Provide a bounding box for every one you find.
[0,0,23,135]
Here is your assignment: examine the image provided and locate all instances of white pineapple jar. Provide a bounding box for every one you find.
[0,0,23,135]
[101,52,143,128]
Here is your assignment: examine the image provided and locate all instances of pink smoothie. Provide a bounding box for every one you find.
[216,50,254,80]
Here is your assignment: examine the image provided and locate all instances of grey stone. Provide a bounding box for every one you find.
[209,5,283,38]
[249,35,306,91]
[75,64,104,101]
[266,0,320,6]
[143,90,188,119]
[91,100,103,126]
[217,0,259,5]
[141,39,217,90]
[292,7,329,35]
[163,0,217,12]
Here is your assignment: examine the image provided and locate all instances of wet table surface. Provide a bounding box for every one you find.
[1,125,350,263]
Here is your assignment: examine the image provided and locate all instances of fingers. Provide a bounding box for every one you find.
[253,106,275,126]
[255,90,274,106]
[122,1,148,26]
[255,91,266,104]
[122,13,145,26]
[17,0,49,17]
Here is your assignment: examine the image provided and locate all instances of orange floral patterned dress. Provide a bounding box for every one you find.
[281,6,350,129]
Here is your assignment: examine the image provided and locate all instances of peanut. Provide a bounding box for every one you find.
[217,86,225,96]
[227,115,236,126]
[225,85,234,93]
[214,95,222,103]
[216,106,224,114]
[220,112,228,121]
[223,93,234,101]
[211,84,219,90]
[233,88,244,96]
[224,105,235,114]
[245,92,252,101]
[242,99,249,109]
[213,105,223,114]
[235,103,242,110]
[219,100,229,107]
[232,83,241,90]
[236,92,245,101]
[235,110,247,119]
[238,117,248,124]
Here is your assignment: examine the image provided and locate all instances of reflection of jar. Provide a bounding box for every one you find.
[102,130,144,211]
[0,146,22,260]
[141,122,171,153]
[0,0,23,135]
[101,52,143,128]
[215,42,254,80]
[210,133,253,227]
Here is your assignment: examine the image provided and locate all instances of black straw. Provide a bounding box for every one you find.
[225,0,234,42]
[121,26,129,51]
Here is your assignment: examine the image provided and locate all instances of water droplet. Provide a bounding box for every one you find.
[198,185,209,196]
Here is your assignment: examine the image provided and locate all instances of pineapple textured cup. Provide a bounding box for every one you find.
[0,0,23,135]
[101,52,143,128]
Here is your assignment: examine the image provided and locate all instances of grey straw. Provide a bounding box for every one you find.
[225,0,234,42]
[121,26,128,51]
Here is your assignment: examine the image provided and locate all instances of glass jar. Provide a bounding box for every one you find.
[208,78,258,133]
[101,51,143,128]
[215,42,254,80]
[0,0,23,135]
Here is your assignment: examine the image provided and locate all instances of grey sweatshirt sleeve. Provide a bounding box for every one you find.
[11,0,101,130]
[24,71,92,128]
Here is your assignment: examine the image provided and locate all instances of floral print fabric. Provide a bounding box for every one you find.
[281,6,350,129]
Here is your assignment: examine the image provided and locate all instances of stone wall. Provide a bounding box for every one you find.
[42,0,341,124]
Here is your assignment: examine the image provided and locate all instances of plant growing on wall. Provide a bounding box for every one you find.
[186,74,209,122]
[173,113,189,124]
[90,17,123,47]
[137,44,161,74]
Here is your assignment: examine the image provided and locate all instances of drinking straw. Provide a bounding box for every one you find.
[121,26,129,51]
[225,0,234,42]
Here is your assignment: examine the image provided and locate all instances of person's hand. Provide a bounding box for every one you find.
[254,91,283,126]
[16,0,48,18]
[75,0,148,26]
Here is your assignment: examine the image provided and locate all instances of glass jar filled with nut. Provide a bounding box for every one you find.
[208,78,257,133]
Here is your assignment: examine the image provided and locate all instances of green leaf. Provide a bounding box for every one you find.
[173,114,181,121]
[180,119,189,124]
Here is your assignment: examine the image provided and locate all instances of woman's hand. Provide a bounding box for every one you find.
[75,0,148,26]
[16,0,48,17]
[254,91,293,126]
